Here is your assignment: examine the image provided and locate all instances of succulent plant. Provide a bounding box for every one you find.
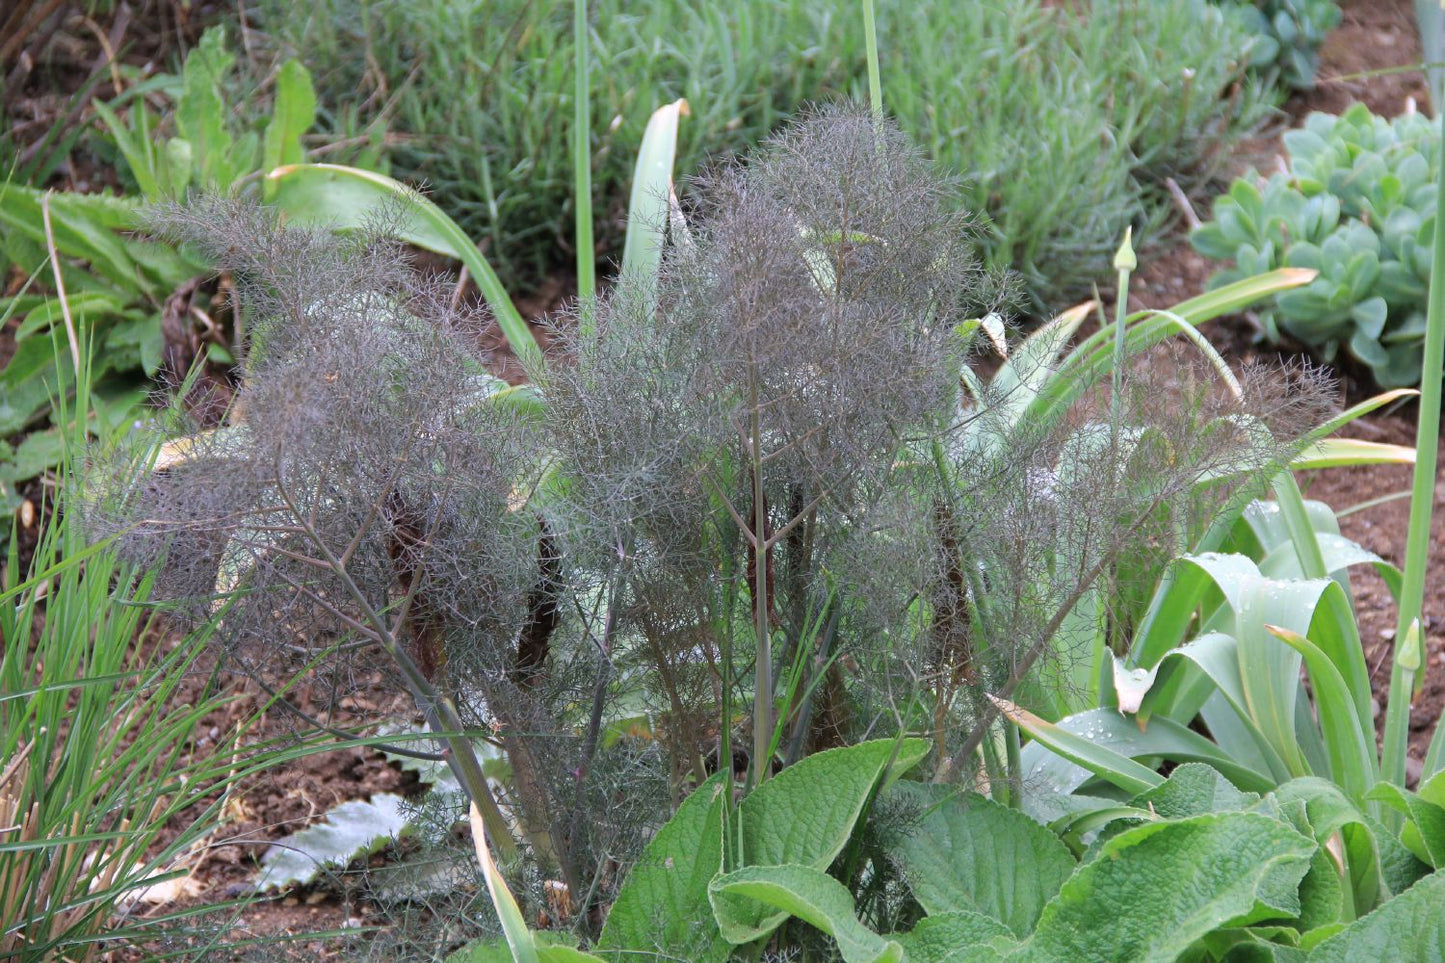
[1216,0,1342,91]
[1193,104,1439,387]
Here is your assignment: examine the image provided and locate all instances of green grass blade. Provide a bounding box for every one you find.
[1030,269,1317,423]
[573,0,594,302]
[1291,438,1417,469]
[861,0,883,116]
[1382,105,1445,790]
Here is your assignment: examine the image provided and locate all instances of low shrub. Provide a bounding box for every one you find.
[1192,103,1439,386]
[885,0,1271,309]
[97,111,1351,956]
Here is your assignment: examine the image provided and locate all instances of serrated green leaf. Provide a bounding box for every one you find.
[175,26,235,189]
[262,60,318,202]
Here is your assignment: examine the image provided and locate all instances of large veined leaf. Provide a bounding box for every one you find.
[1366,775,1445,868]
[1199,933,1308,962]
[890,784,1075,936]
[738,738,929,869]
[1128,763,1259,819]
[595,772,729,962]
[255,794,411,891]
[717,739,930,944]
[1272,778,1390,915]
[708,864,903,962]
[893,911,1019,963]
[599,740,925,957]
[1017,813,1314,962]
[1308,871,1445,961]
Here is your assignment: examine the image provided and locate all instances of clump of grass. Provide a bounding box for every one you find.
[254,0,863,290]
[882,0,1273,309]
[253,0,1269,311]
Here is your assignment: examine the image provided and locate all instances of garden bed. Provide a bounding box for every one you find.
[4,0,1445,958]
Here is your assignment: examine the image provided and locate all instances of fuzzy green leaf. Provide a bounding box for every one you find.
[708,864,903,961]
[595,772,729,962]
[1017,813,1314,962]
[739,738,929,869]
[890,784,1074,936]
[1308,871,1445,961]
[720,739,929,943]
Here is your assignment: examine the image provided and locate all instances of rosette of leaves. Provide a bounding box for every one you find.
[1192,104,1439,386]
[1217,0,1343,90]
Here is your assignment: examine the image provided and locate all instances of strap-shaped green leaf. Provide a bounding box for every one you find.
[266,163,536,370]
